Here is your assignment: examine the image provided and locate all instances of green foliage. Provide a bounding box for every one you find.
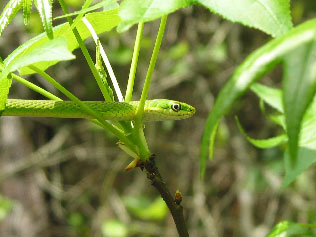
[0,0,23,37]
[198,0,292,37]
[282,39,316,166]
[118,0,292,37]
[35,0,53,39]
[0,37,75,81]
[200,19,316,177]
[267,221,315,236]
[238,82,316,187]
[101,219,128,237]
[0,76,12,112]
[0,195,13,221]
[123,196,168,221]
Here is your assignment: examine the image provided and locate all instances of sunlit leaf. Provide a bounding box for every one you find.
[118,0,192,32]
[0,37,75,80]
[197,0,292,37]
[35,0,53,39]
[0,0,23,37]
[54,0,117,19]
[1,8,120,76]
[23,0,33,25]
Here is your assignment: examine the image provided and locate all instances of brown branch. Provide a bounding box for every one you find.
[140,155,189,237]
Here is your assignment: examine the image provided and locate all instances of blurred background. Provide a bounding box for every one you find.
[0,1,316,236]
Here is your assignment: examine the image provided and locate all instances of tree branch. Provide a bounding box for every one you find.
[140,155,189,237]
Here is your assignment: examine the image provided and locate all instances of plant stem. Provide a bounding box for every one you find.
[143,155,189,237]
[133,16,168,161]
[135,16,167,125]
[125,22,144,102]
[58,0,112,102]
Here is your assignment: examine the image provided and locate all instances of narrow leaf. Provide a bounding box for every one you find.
[35,0,53,39]
[197,0,293,37]
[282,39,316,166]
[0,37,75,79]
[236,117,287,148]
[23,0,33,25]
[0,0,23,37]
[200,19,316,176]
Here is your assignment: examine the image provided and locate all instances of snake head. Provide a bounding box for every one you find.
[144,99,196,121]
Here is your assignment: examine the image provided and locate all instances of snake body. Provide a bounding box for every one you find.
[2,99,195,121]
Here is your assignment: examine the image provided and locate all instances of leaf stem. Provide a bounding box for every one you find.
[125,22,144,102]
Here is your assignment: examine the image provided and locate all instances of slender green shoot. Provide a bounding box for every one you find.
[135,16,167,126]
[132,16,168,160]
[125,22,144,102]
[58,0,112,102]
[82,17,123,101]
[29,65,136,151]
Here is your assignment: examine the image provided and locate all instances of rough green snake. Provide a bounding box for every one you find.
[2,99,195,121]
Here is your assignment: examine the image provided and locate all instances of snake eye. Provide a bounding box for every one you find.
[171,103,181,112]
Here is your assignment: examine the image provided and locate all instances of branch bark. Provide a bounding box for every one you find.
[140,155,189,237]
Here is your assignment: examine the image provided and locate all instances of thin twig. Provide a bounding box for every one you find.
[141,155,189,237]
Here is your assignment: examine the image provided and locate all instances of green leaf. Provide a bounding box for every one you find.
[282,39,316,167]
[251,83,283,113]
[0,76,12,113]
[0,195,13,221]
[282,148,316,187]
[200,19,316,176]
[23,0,33,25]
[123,196,168,221]
[0,0,23,37]
[35,0,53,39]
[54,0,117,20]
[235,116,287,149]
[267,221,313,236]
[118,0,192,32]
[101,219,128,237]
[1,8,120,76]
[0,37,75,80]
[197,0,293,37]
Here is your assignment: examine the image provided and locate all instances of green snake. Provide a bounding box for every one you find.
[2,99,195,121]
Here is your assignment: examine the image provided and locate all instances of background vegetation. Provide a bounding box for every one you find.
[0,0,316,236]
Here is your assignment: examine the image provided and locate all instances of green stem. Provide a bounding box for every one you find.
[58,0,112,102]
[125,22,144,102]
[134,16,168,160]
[29,65,136,151]
[135,16,167,125]
[12,74,62,101]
